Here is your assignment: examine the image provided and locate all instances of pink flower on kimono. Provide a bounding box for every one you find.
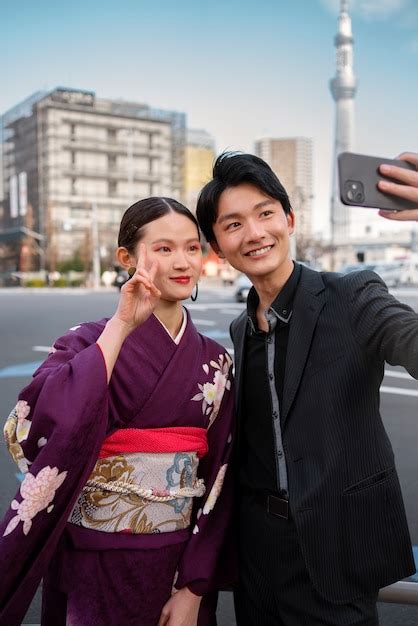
[15,400,32,443]
[3,465,67,537]
[203,464,228,515]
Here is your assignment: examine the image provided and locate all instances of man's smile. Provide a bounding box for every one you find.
[245,244,274,257]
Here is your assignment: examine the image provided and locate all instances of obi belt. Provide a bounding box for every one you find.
[69,427,208,535]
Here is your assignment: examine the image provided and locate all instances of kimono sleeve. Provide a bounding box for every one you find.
[174,358,237,596]
[0,325,109,626]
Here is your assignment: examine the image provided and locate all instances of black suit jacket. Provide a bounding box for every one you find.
[231,265,418,603]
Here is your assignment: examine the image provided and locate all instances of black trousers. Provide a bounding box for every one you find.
[234,491,379,626]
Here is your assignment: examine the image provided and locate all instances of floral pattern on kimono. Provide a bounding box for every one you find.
[0,312,236,625]
[192,352,233,427]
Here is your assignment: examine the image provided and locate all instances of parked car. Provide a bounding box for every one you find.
[234,274,252,302]
[220,261,238,286]
[113,269,129,290]
[339,261,403,288]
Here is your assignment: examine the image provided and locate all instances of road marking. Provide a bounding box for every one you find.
[380,386,418,397]
[32,345,52,353]
[188,302,245,310]
[0,361,43,378]
[385,370,414,381]
[220,309,243,315]
[192,319,216,326]
[203,330,230,339]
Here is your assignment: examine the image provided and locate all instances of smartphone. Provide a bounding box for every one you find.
[338,152,416,211]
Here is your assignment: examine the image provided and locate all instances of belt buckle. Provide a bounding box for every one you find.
[267,494,289,519]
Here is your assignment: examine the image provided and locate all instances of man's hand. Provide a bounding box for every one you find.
[377,152,418,221]
[157,587,202,626]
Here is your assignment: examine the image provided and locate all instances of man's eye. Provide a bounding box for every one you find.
[227,222,240,230]
[261,210,273,217]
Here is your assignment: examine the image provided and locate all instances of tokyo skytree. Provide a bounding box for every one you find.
[329,0,357,245]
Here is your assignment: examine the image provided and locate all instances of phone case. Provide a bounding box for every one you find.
[338,152,416,211]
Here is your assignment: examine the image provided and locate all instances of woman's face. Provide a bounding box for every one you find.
[132,212,203,302]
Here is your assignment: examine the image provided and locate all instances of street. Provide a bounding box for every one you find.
[0,283,417,625]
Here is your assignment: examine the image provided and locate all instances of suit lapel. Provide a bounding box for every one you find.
[281,269,326,427]
[231,311,247,418]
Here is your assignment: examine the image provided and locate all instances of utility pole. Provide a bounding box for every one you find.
[91,202,101,289]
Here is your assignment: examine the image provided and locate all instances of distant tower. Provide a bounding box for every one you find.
[330,0,357,245]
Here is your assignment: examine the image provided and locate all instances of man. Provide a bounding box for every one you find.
[196,151,418,625]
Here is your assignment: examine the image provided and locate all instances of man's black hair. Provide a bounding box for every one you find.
[196,152,292,243]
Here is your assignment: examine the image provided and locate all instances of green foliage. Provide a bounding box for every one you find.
[25,278,47,287]
[57,251,85,273]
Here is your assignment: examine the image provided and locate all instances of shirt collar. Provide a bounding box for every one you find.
[247,262,301,332]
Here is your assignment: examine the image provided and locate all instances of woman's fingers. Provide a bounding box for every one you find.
[149,259,159,283]
[156,609,170,626]
[137,242,147,269]
[123,271,161,300]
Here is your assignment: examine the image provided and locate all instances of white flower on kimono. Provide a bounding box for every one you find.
[15,400,32,443]
[203,464,228,515]
[192,353,232,420]
[3,465,67,537]
[202,382,216,405]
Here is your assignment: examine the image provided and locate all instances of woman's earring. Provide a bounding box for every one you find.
[128,266,136,278]
[191,283,199,302]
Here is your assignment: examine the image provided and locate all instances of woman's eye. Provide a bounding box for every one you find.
[227,222,240,230]
[157,246,171,253]
[189,244,201,252]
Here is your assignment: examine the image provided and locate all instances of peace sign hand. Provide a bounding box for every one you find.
[114,244,161,333]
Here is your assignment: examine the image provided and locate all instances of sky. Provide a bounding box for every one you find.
[2,0,418,236]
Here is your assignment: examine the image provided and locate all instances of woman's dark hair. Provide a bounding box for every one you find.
[196,152,292,243]
[118,197,200,253]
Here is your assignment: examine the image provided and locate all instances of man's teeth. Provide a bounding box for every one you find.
[248,245,272,257]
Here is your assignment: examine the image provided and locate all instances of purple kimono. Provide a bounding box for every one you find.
[0,310,235,626]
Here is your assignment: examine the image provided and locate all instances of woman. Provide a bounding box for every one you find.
[0,198,235,626]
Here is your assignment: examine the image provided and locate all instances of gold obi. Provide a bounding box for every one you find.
[69,451,205,534]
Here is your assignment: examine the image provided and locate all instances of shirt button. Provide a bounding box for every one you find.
[283,309,288,315]
[269,373,274,381]
[277,449,284,458]
[267,336,273,344]
[273,410,279,419]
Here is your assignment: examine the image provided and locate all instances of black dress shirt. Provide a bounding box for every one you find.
[240,262,301,493]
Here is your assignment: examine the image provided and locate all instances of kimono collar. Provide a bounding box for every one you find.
[153,307,187,345]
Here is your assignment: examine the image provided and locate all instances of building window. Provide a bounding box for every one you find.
[71,151,76,166]
[71,178,77,196]
[70,124,76,140]
[108,154,117,170]
[108,128,117,142]
[109,180,117,197]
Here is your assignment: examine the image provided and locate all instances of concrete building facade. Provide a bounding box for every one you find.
[184,129,215,214]
[0,87,186,274]
[255,137,313,241]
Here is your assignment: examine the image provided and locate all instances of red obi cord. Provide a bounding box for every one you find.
[98,427,208,459]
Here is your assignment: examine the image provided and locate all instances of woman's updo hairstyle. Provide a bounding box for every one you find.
[118,197,200,254]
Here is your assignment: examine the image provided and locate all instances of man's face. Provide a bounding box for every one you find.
[211,183,294,281]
